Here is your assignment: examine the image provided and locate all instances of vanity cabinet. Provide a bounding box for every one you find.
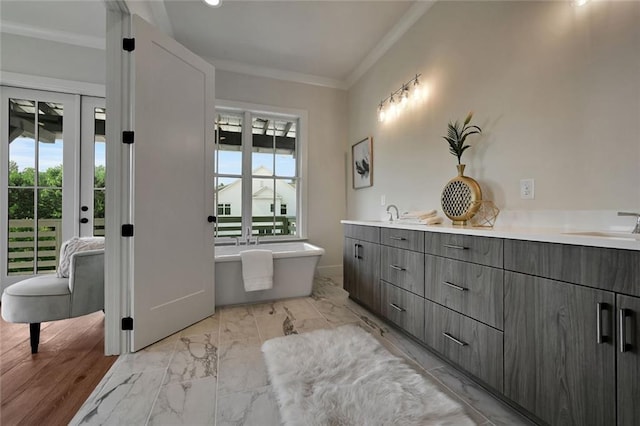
[504,272,616,426]
[343,225,380,313]
[505,240,640,426]
[342,223,640,425]
[617,294,640,426]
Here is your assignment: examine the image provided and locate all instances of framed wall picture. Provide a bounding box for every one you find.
[352,137,373,189]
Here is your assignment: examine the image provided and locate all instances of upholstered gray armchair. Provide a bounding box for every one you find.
[1,249,104,353]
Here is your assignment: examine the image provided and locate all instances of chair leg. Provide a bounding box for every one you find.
[29,323,41,354]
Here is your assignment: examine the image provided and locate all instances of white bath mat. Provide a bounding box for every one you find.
[261,324,475,426]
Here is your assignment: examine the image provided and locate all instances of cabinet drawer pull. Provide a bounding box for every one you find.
[442,332,467,346]
[442,281,467,292]
[443,244,468,250]
[390,264,406,271]
[619,308,630,353]
[389,303,406,312]
[389,236,407,241]
[596,302,609,344]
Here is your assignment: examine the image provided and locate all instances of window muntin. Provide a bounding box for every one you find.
[214,108,300,242]
[7,99,64,275]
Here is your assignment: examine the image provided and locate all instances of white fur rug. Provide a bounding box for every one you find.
[261,325,475,426]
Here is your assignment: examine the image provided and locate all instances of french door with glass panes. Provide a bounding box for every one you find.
[1,87,104,291]
[79,97,106,237]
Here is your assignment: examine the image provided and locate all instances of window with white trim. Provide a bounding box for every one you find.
[214,107,301,241]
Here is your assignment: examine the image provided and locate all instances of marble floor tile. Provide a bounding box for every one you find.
[220,305,260,342]
[218,337,263,361]
[216,386,281,426]
[112,335,178,376]
[165,333,218,385]
[147,377,217,426]
[179,315,220,338]
[251,298,322,321]
[71,370,165,426]
[291,317,332,335]
[308,297,359,325]
[255,313,298,340]
[218,352,270,395]
[429,366,535,426]
[73,277,529,426]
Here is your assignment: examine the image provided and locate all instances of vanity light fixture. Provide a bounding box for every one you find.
[377,74,424,123]
[204,0,222,7]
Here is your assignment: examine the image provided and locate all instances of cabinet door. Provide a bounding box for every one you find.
[617,294,640,426]
[504,272,616,426]
[343,237,358,297]
[357,240,380,312]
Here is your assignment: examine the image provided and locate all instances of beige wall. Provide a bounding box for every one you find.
[0,33,105,85]
[347,1,640,222]
[216,70,348,274]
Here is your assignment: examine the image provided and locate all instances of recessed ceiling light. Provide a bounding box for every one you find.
[575,0,589,6]
[204,0,221,7]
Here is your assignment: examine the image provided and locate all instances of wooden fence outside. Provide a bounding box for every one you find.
[7,218,105,275]
[7,216,292,275]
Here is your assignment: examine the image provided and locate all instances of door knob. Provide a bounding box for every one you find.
[80,218,89,224]
[207,216,216,223]
[81,206,89,212]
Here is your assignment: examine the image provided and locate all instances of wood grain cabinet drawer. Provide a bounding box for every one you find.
[381,228,424,252]
[380,281,425,341]
[425,299,504,392]
[343,224,380,244]
[504,239,640,297]
[425,232,503,268]
[381,246,425,296]
[425,255,503,330]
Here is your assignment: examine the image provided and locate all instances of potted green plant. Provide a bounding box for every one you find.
[440,112,483,225]
[443,112,482,168]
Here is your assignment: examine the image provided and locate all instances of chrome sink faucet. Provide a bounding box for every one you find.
[386,204,399,221]
[618,212,640,234]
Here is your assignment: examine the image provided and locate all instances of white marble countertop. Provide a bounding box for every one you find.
[341,220,640,251]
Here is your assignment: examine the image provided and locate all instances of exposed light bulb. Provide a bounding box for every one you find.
[204,0,222,7]
[378,104,386,122]
[400,86,409,110]
[388,95,397,119]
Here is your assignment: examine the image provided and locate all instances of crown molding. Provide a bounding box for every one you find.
[207,57,347,90]
[0,0,436,91]
[345,1,436,89]
[0,20,105,50]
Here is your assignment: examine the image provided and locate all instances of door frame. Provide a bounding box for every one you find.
[104,3,131,355]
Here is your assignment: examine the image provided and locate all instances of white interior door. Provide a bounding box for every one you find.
[129,15,216,351]
[79,96,106,237]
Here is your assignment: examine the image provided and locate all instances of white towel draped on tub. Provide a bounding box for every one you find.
[241,250,274,292]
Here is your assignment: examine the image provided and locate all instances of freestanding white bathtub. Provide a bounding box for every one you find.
[214,242,325,306]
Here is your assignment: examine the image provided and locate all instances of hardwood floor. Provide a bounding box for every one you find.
[1,311,117,426]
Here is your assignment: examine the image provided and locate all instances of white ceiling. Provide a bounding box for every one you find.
[0,0,434,89]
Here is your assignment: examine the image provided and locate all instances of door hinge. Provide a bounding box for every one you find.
[121,224,134,237]
[122,38,135,52]
[122,131,134,144]
[121,317,134,330]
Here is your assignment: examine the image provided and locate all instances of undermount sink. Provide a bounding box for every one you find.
[563,231,640,240]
